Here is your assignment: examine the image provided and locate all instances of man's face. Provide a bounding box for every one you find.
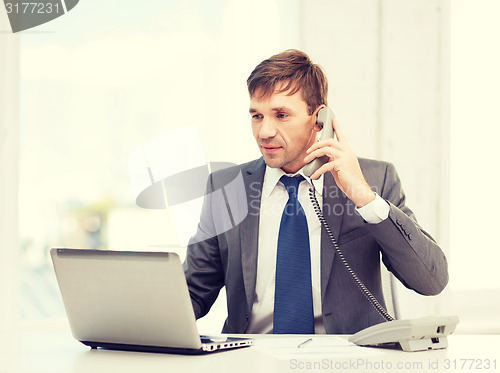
[250,86,321,174]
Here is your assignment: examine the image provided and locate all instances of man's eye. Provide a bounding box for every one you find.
[252,114,263,120]
[277,113,288,119]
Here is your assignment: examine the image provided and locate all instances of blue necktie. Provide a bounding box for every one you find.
[273,175,314,334]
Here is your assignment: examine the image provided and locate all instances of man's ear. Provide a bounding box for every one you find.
[312,104,326,132]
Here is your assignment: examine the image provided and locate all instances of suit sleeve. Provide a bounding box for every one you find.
[366,162,449,295]
[182,173,225,319]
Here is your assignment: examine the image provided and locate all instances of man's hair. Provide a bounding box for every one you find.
[246,49,328,115]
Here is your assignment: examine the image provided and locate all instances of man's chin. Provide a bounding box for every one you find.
[262,157,302,173]
[261,155,284,169]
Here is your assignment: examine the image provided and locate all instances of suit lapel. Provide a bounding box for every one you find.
[320,172,347,303]
[239,158,266,313]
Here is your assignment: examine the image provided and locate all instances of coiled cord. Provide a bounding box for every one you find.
[308,181,394,322]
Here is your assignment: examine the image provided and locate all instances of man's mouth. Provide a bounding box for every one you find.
[261,145,282,153]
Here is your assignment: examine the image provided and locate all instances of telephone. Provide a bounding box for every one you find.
[348,315,459,352]
[306,132,459,352]
[303,106,336,178]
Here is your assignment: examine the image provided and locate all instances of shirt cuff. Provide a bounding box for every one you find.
[355,193,390,224]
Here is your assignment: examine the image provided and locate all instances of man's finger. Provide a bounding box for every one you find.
[304,146,337,163]
[310,162,334,180]
[306,138,338,154]
[331,117,347,142]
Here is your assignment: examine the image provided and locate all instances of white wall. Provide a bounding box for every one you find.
[445,0,500,333]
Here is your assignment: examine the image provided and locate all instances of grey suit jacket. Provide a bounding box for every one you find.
[183,157,448,334]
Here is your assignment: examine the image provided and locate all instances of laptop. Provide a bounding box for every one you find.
[50,248,253,354]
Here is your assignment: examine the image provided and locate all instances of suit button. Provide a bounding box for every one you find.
[396,219,402,226]
[408,234,413,240]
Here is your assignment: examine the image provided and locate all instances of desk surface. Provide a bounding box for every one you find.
[0,331,499,373]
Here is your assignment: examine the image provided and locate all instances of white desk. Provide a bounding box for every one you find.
[0,331,498,373]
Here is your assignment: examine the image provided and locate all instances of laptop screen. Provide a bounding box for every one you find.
[51,249,203,349]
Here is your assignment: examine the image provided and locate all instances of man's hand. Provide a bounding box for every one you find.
[304,117,375,208]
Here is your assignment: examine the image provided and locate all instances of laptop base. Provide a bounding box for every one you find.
[81,336,253,355]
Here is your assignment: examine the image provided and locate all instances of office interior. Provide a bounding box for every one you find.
[1,0,499,337]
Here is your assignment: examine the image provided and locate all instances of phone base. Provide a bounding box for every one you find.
[348,315,459,352]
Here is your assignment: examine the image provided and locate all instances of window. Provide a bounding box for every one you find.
[13,0,294,331]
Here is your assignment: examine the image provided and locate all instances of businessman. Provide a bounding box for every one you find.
[183,49,448,334]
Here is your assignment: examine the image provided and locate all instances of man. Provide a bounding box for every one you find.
[183,49,448,334]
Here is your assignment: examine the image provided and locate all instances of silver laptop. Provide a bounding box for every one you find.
[50,248,253,354]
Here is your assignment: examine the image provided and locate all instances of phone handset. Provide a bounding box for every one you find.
[303,106,336,177]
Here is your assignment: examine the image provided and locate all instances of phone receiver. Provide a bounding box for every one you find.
[303,107,336,177]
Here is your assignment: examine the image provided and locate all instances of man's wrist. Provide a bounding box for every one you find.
[348,184,376,208]
[356,193,390,224]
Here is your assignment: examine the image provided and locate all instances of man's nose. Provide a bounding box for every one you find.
[259,118,277,139]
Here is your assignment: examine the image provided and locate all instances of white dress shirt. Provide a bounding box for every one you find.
[245,166,389,334]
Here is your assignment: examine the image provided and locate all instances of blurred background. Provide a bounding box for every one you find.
[1,0,499,334]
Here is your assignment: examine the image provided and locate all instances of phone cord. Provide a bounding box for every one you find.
[308,184,395,322]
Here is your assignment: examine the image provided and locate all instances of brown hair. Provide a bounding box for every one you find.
[246,49,328,115]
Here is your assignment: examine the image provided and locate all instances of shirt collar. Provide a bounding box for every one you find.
[262,165,324,197]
